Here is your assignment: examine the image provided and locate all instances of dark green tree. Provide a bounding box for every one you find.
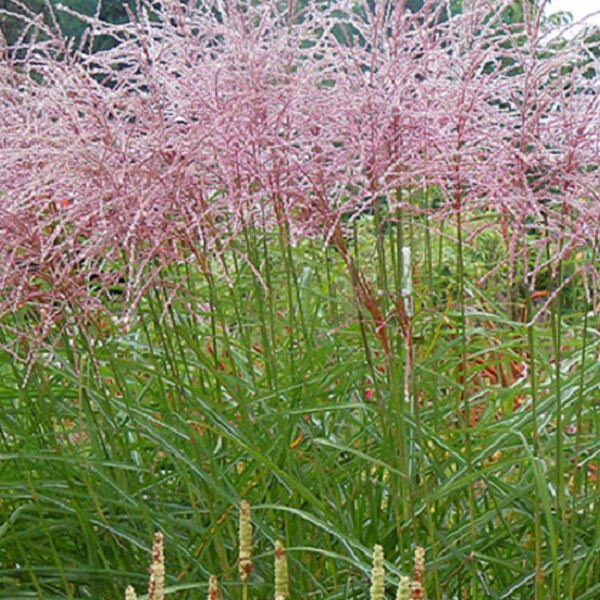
[0,0,135,49]
[0,0,549,52]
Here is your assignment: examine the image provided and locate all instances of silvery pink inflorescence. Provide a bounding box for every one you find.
[1,0,599,360]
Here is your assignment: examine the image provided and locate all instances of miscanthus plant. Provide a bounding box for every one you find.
[1,1,600,599]
[2,0,599,353]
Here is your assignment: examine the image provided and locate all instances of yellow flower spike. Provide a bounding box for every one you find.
[370,545,385,600]
[148,531,165,600]
[274,540,290,600]
[125,585,138,600]
[239,500,254,582]
[395,575,410,600]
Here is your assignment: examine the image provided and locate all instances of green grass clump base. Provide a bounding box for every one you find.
[1,223,600,600]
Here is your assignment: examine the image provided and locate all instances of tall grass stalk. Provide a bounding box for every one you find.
[454,177,478,598]
[525,279,543,600]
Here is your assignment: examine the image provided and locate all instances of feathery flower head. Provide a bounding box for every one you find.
[1,0,599,360]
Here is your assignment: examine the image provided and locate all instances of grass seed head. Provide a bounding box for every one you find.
[148,531,165,600]
[238,499,254,582]
[395,576,410,600]
[370,545,385,600]
[274,540,290,600]
[209,575,222,600]
[125,585,138,600]
[410,547,425,600]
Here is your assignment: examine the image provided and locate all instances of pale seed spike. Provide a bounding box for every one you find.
[369,545,385,600]
[410,547,425,600]
[395,576,410,600]
[148,531,165,600]
[238,499,254,582]
[125,585,138,600]
[208,575,222,600]
[274,540,290,600]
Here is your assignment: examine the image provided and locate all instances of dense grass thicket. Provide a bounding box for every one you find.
[1,1,600,599]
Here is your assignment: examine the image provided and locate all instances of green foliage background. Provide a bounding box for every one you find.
[0,0,134,48]
[0,0,537,50]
